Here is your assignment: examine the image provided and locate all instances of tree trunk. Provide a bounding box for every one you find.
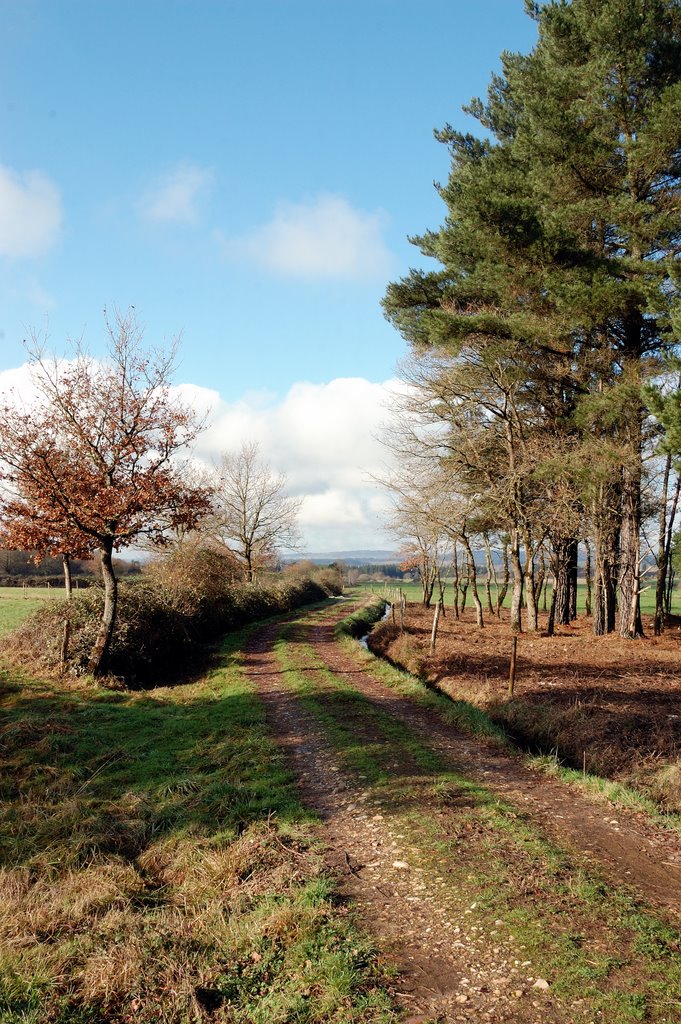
[553,537,569,625]
[593,489,618,636]
[553,536,578,626]
[459,548,468,613]
[62,553,73,601]
[430,600,442,654]
[436,567,446,617]
[483,534,495,615]
[547,585,557,637]
[593,545,617,635]
[584,541,592,617]
[496,537,509,616]
[88,543,118,676]
[655,464,680,634]
[539,548,548,612]
[521,528,538,632]
[420,552,435,606]
[618,326,644,639]
[451,542,460,619]
[654,454,671,636]
[568,538,578,621]
[666,565,676,615]
[509,528,523,633]
[619,461,643,638]
[534,553,545,611]
[461,536,484,628]
[664,474,681,617]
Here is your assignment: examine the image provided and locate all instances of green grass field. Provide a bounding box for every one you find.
[356,578,678,616]
[0,587,65,638]
[3,576,677,643]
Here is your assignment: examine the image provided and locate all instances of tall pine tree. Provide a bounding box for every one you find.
[383,0,681,638]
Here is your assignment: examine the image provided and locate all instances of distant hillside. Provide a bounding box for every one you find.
[287,550,401,566]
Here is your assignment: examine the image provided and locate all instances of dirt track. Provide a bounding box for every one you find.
[241,599,681,1023]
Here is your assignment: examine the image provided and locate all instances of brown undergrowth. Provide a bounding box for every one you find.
[368,605,681,812]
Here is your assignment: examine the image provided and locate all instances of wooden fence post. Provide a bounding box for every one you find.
[60,619,70,673]
[430,600,442,654]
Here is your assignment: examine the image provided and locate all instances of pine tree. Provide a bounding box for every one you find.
[383,0,681,638]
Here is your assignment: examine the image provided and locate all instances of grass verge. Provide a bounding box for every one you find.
[0,625,397,1024]
[334,596,508,747]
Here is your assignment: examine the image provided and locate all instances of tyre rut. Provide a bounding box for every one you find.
[242,617,573,1024]
[308,603,681,920]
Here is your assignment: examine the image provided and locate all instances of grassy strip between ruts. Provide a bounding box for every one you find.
[0,620,398,1024]
[334,598,508,748]
[337,595,681,832]
[274,606,681,1024]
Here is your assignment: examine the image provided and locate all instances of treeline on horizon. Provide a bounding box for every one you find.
[0,547,141,584]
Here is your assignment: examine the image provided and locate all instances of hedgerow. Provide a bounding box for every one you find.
[5,546,342,686]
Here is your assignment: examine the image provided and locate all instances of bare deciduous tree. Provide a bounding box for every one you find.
[212,441,302,582]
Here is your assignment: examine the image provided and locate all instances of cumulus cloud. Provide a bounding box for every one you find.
[179,375,399,551]
[0,363,33,397]
[1,364,399,552]
[0,362,52,410]
[219,194,392,280]
[138,162,214,225]
[0,165,63,259]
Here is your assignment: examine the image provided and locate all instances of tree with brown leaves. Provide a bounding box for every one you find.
[0,310,212,675]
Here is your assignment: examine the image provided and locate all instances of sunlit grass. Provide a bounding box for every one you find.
[0,588,59,638]
[0,625,397,1023]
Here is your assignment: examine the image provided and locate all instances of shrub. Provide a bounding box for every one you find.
[6,581,190,684]
[5,545,333,687]
[312,564,344,596]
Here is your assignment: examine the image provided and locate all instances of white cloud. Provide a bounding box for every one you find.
[301,490,366,527]
[0,362,46,408]
[219,194,392,280]
[1,365,399,552]
[0,359,86,409]
[0,165,62,259]
[138,162,214,225]
[181,375,399,551]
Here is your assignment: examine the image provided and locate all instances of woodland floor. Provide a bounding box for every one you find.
[368,603,681,812]
[241,597,681,1023]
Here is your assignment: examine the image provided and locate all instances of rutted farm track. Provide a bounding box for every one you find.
[242,597,681,1024]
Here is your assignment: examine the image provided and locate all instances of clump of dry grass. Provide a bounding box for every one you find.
[365,621,430,679]
[1,822,387,1022]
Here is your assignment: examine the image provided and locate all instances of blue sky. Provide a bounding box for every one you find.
[0,0,537,550]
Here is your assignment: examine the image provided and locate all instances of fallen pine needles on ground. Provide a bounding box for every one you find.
[365,601,681,816]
